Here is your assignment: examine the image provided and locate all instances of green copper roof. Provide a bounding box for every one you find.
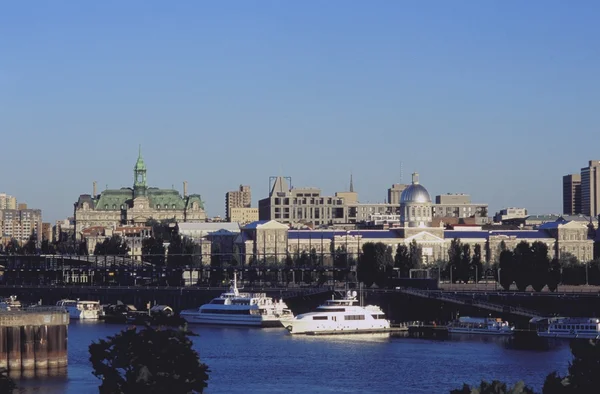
[95,188,133,210]
[147,188,186,209]
[134,145,146,171]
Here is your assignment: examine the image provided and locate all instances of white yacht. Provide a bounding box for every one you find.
[533,317,600,339]
[0,295,21,311]
[56,299,101,320]
[280,291,390,335]
[447,316,514,336]
[180,273,293,327]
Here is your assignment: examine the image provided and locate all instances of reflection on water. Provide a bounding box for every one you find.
[11,368,68,394]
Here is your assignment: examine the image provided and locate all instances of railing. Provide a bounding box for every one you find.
[0,306,67,314]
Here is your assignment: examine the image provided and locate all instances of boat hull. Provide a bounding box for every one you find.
[281,319,390,335]
[69,309,100,320]
[180,311,283,327]
[448,328,514,336]
[538,332,600,339]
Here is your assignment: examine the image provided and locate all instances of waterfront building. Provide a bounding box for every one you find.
[563,174,582,215]
[580,160,600,217]
[225,185,251,221]
[73,148,206,239]
[0,193,17,210]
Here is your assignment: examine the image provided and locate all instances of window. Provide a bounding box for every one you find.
[313,316,328,320]
[344,315,365,321]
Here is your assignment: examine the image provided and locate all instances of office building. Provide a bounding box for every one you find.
[580,160,600,217]
[0,193,17,210]
[563,174,582,215]
[387,184,408,205]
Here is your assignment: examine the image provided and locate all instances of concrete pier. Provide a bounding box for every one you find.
[0,307,69,372]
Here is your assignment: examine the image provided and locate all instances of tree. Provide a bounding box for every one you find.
[448,239,462,283]
[471,244,483,283]
[23,231,38,255]
[460,244,471,283]
[167,233,194,268]
[394,244,411,277]
[357,242,391,287]
[542,339,600,393]
[94,235,130,256]
[89,325,209,394]
[513,241,533,291]
[5,238,20,255]
[451,380,535,394]
[142,236,166,266]
[499,250,515,290]
[547,258,561,292]
[530,242,550,292]
[41,239,56,254]
[409,240,422,270]
[0,368,16,392]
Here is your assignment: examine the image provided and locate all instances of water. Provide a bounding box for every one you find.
[13,322,573,394]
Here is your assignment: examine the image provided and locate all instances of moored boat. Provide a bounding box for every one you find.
[180,272,293,327]
[56,299,101,320]
[532,317,600,339]
[281,291,390,335]
[447,316,514,335]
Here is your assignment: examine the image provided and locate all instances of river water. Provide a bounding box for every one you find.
[12,321,572,394]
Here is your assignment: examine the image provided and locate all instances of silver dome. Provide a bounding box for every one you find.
[400,172,431,204]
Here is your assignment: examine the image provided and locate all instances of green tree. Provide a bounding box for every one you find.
[5,238,20,255]
[94,235,130,256]
[498,249,515,290]
[142,236,166,266]
[471,244,483,283]
[23,231,38,255]
[542,339,600,393]
[460,244,471,283]
[394,244,411,277]
[530,241,550,292]
[357,242,391,287]
[89,326,209,394]
[547,258,561,292]
[409,240,422,270]
[451,380,535,394]
[513,241,533,291]
[448,239,462,283]
[167,233,194,268]
[41,239,56,254]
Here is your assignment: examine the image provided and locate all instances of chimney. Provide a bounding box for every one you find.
[183,181,188,197]
[93,181,97,196]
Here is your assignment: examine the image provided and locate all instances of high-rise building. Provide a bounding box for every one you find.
[1,208,42,245]
[225,185,251,221]
[563,174,582,215]
[0,193,17,210]
[580,161,600,217]
[387,184,408,205]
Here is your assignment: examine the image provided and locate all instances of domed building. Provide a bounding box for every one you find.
[400,172,433,227]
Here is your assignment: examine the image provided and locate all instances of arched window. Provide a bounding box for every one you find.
[156,204,160,209]
[105,205,108,209]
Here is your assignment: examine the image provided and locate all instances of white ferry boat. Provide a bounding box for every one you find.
[447,316,514,335]
[180,273,293,327]
[533,317,600,339]
[280,291,390,335]
[56,299,101,320]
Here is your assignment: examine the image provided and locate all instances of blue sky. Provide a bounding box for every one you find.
[1,1,599,223]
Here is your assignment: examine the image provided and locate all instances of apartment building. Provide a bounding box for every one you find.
[229,207,259,224]
[0,193,17,210]
[563,174,582,215]
[1,208,42,244]
[433,194,489,224]
[225,185,251,221]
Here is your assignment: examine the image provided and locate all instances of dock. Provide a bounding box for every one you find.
[0,307,70,373]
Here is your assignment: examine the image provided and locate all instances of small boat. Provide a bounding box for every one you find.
[532,317,600,339]
[0,295,21,311]
[447,316,514,335]
[56,299,101,320]
[180,272,294,327]
[281,290,390,335]
[101,302,138,323]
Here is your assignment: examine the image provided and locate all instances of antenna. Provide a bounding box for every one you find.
[400,161,403,184]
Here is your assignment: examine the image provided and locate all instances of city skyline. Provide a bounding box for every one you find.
[1,1,599,223]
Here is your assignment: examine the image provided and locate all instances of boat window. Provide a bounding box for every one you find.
[210,299,226,305]
[344,315,365,321]
[371,314,385,320]
[316,307,345,312]
[313,316,328,320]
[200,309,251,315]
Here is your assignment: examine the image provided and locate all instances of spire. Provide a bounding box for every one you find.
[350,173,354,192]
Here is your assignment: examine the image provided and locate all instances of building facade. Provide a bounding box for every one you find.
[433,194,488,225]
[225,185,251,221]
[229,207,259,224]
[563,174,582,215]
[73,149,206,239]
[388,184,408,205]
[0,208,42,245]
[581,160,600,217]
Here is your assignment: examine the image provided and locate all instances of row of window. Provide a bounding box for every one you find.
[200,309,251,315]
[553,324,598,331]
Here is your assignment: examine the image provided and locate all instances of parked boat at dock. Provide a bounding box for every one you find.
[532,317,600,339]
[180,272,293,327]
[447,317,514,335]
[0,295,21,311]
[56,299,101,320]
[281,291,390,335]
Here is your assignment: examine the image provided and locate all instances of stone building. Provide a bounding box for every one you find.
[74,149,206,239]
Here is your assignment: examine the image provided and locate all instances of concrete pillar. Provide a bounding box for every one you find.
[47,326,58,368]
[21,325,35,370]
[57,325,67,368]
[0,327,7,370]
[34,325,48,370]
[7,326,21,371]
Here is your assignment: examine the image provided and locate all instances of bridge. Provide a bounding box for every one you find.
[396,287,546,318]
